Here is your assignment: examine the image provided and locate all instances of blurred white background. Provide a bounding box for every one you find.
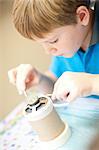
[0,0,51,120]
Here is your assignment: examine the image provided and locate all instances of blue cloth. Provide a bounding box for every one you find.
[49,44,99,78]
[56,97,99,150]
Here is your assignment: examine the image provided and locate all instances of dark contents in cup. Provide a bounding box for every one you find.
[25,96,48,113]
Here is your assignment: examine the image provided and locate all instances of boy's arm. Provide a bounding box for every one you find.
[51,72,99,102]
[37,71,57,94]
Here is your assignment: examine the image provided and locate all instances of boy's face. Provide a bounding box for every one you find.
[36,6,90,58]
[36,24,87,58]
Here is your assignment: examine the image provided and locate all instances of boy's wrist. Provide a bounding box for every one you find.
[91,74,99,95]
[38,72,43,85]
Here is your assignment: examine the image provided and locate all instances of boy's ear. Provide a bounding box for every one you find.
[76,6,90,26]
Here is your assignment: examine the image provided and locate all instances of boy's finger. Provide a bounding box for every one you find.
[16,72,26,94]
[8,69,17,85]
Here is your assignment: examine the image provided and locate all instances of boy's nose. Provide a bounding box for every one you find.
[46,48,58,55]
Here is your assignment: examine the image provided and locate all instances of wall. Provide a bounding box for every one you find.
[0,1,51,120]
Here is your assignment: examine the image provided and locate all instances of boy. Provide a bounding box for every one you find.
[8,0,99,102]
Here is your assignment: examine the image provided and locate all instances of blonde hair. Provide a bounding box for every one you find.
[12,0,90,40]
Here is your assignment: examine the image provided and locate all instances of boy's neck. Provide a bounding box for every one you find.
[81,10,94,51]
[81,28,92,51]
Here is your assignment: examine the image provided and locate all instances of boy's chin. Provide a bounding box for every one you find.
[62,53,75,58]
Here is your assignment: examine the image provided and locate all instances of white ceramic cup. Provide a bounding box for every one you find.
[23,95,71,149]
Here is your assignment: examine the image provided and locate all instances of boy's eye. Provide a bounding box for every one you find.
[49,39,58,44]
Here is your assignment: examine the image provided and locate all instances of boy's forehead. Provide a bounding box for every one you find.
[35,26,70,42]
[35,27,61,42]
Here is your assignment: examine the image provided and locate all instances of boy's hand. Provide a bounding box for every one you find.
[52,72,94,102]
[8,64,40,95]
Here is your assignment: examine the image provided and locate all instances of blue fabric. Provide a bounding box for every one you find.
[49,43,99,99]
[56,97,99,150]
[49,43,99,77]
